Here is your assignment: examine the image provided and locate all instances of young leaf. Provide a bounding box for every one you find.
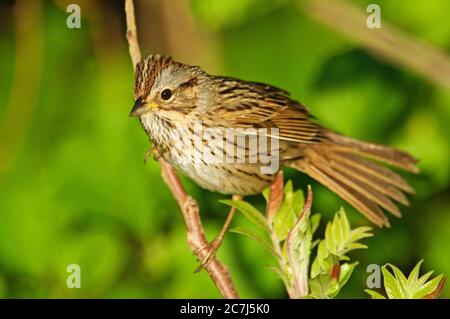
[407,259,424,287]
[262,187,269,202]
[347,226,373,243]
[230,227,276,257]
[220,199,268,230]
[413,274,444,299]
[338,262,359,288]
[372,261,446,299]
[324,209,372,257]
[267,266,290,290]
[311,249,333,279]
[423,276,446,299]
[293,190,305,218]
[286,187,313,297]
[309,274,337,299]
[265,172,284,224]
[345,242,368,251]
[416,270,434,287]
[382,265,407,298]
[365,289,386,299]
[310,214,321,235]
[273,183,303,240]
[310,241,324,278]
[386,263,409,298]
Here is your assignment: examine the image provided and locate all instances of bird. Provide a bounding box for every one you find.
[130,54,419,229]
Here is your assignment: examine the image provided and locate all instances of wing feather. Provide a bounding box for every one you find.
[211,76,323,143]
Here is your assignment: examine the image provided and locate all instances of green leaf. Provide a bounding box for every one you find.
[376,261,445,299]
[311,249,334,279]
[230,227,276,256]
[310,214,321,234]
[407,259,423,285]
[311,240,329,278]
[382,264,407,299]
[413,274,444,298]
[310,257,321,279]
[220,199,268,230]
[311,239,320,249]
[309,274,336,299]
[317,240,329,261]
[325,223,334,254]
[347,226,373,243]
[292,190,305,218]
[327,262,358,299]
[339,208,351,240]
[345,242,368,251]
[365,289,386,299]
[324,209,372,257]
[338,262,359,289]
[273,182,304,240]
[267,266,290,290]
[286,199,313,297]
[284,180,293,194]
[386,263,410,298]
[332,209,346,247]
[262,187,270,202]
[416,270,434,287]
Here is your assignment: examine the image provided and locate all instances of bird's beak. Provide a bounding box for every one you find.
[129,97,158,117]
[129,97,146,117]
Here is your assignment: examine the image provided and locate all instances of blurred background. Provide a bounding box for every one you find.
[0,0,449,298]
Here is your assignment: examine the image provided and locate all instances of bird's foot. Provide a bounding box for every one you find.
[194,195,240,272]
[194,238,223,273]
[144,146,160,164]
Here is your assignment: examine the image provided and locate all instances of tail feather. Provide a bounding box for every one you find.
[296,159,389,227]
[332,153,415,194]
[289,133,419,227]
[317,160,401,217]
[331,154,411,205]
[325,131,419,174]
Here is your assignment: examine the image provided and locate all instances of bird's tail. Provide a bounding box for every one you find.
[288,131,419,227]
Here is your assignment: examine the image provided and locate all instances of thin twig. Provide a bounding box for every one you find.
[160,161,239,298]
[301,0,450,89]
[124,0,238,298]
[125,0,141,69]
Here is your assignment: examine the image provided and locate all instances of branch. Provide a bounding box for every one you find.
[301,0,450,90]
[124,0,238,299]
[125,0,141,69]
[160,161,239,298]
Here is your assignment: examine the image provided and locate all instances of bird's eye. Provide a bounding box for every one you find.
[160,88,173,100]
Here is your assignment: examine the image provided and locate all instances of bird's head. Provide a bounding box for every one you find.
[129,54,203,117]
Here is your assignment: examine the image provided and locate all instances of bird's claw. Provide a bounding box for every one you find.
[194,239,220,273]
[144,147,160,164]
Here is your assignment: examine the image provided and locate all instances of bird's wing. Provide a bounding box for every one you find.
[211,77,324,144]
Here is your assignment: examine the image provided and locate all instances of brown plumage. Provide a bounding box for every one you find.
[130,54,419,227]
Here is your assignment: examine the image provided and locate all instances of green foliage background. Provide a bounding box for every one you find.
[0,0,448,298]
